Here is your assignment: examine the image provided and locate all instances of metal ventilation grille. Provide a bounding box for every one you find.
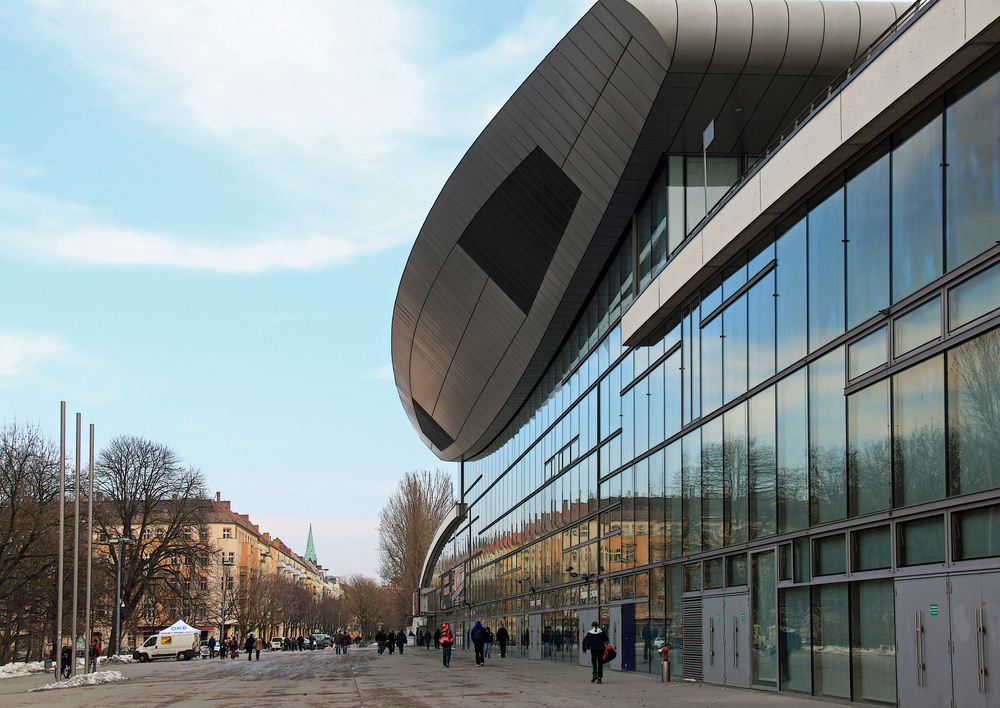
[682,598,703,681]
[457,146,581,316]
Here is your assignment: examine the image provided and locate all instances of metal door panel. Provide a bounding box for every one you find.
[724,594,751,688]
[703,596,726,685]
[609,605,623,672]
[579,609,599,667]
[895,577,952,708]
[951,573,1000,708]
[621,603,636,672]
[529,614,542,660]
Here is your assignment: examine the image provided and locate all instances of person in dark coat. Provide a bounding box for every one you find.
[484,626,494,658]
[424,629,432,650]
[496,624,509,658]
[386,630,396,654]
[434,628,441,649]
[582,622,609,683]
[470,620,487,666]
[375,629,386,655]
[245,634,256,661]
[396,630,407,654]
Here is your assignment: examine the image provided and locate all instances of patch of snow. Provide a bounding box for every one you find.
[28,670,127,691]
[0,662,49,679]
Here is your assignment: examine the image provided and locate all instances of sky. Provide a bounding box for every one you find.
[0,0,594,578]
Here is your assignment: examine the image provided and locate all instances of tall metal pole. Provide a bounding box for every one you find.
[220,570,227,641]
[71,413,81,676]
[115,546,123,657]
[55,402,66,680]
[84,424,94,672]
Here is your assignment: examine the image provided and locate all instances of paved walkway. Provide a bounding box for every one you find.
[0,646,826,707]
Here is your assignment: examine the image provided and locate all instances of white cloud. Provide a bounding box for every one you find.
[367,365,394,381]
[0,331,71,379]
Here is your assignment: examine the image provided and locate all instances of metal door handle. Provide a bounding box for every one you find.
[915,610,924,687]
[709,617,715,664]
[733,616,739,668]
[977,606,986,694]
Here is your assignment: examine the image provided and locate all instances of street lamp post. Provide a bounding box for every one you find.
[106,538,132,657]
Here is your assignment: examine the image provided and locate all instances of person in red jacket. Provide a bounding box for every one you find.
[439,623,454,668]
[582,622,609,684]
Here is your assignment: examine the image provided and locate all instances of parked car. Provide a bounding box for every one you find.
[199,640,210,659]
[134,630,200,662]
[270,637,285,651]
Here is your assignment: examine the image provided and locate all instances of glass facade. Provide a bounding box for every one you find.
[424,53,1000,706]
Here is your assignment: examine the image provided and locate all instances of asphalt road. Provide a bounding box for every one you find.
[0,645,830,708]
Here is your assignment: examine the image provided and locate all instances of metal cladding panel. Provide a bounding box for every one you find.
[394,0,906,462]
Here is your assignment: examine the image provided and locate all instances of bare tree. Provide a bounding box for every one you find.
[342,574,388,640]
[0,422,60,663]
[377,470,453,623]
[225,569,276,638]
[94,435,211,652]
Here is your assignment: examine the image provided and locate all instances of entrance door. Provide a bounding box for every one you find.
[579,609,598,668]
[724,594,751,688]
[895,576,952,708]
[950,573,1000,708]
[703,596,725,685]
[609,605,623,672]
[529,614,542,660]
[621,603,636,672]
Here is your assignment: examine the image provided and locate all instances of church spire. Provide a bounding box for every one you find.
[305,524,317,564]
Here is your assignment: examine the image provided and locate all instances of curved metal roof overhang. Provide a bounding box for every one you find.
[418,502,468,589]
[392,0,911,463]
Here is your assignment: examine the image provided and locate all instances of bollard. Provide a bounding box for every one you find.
[660,646,670,682]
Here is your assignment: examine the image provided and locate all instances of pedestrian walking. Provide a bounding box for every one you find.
[255,636,263,661]
[434,628,441,649]
[220,637,227,660]
[386,630,396,655]
[440,622,454,668]
[245,634,256,661]
[496,625,509,658]
[230,638,238,659]
[424,629,432,650]
[484,626,493,658]
[396,630,407,654]
[582,621,609,684]
[471,620,487,666]
[297,636,305,652]
[208,636,216,659]
[341,633,349,655]
[88,638,101,673]
[375,629,386,655]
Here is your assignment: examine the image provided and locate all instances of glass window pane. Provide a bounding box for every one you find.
[954,504,1000,561]
[893,355,945,507]
[893,296,941,356]
[849,326,887,380]
[751,550,777,686]
[701,417,724,552]
[667,156,685,255]
[898,515,945,566]
[777,369,808,533]
[723,295,748,402]
[808,186,846,350]
[682,430,702,556]
[947,328,1000,495]
[748,270,776,388]
[702,315,723,413]
[779,587,812,694]
[849,380,891,516]
[776,219,808,370]
[851,580,897,705]
[812,584,851,699]
[684,562,702,591]
[949,263,1000,330]
[852,525,891,571]
[946,68,1000,270]
[810,346,847,524]
[749,386,777,539]
[814,534,846,576]
[704,557,724,589]
[726,554,748,587]
[724,403,748,545]
[892,112,943,302]
[665,441,683,559]
[847,149,890,329]
[793,536,811,583]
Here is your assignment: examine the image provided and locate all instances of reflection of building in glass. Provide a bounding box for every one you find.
[393,2,1000,706]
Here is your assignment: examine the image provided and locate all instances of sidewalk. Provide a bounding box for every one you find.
[0,645,828,707]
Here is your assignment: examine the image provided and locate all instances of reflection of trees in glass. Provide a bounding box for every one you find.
[848,380,891,516]
[948,329,1000,494]
[701,435,724,551]
[724,429,748,545]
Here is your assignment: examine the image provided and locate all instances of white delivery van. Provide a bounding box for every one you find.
[134,621,201,662]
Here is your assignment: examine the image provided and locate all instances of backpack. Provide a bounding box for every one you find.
[471,626,485,643]
[602,645,617,664]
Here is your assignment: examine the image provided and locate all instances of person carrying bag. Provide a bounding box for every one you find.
[582,621,609,684]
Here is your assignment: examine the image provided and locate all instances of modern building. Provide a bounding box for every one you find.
[393,0,1000,705]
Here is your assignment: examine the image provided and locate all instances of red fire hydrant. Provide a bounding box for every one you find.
[660,645,670,682]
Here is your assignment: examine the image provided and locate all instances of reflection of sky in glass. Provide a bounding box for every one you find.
[849,326,887,379]
[949,263,1000,330]
[893,296,941,356]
